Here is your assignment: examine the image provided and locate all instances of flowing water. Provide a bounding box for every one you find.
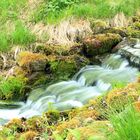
[0,54,138,125]
[118,39,140,67]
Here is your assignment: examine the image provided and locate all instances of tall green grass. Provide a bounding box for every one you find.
[0,0,27,21]
[109,106,140,140]
[0,32,9,52]
[0,0,36,52]
[33,0,140,24]
[11,21,36,45]
[0,21,36,52]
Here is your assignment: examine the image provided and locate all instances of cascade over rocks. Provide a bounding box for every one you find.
[114,38,140,67]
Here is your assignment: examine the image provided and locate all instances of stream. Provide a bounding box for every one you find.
[0,42,139,125]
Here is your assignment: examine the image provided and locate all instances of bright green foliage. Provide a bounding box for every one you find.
[34,0,81,24]
[0,22,36,52]
[0,0,36,52]
[0,31,9,52]
[33,0,140,24]
[0,76,27,100]
[0,0,26,21]
[11,21,36,45]
[109,106,140,140]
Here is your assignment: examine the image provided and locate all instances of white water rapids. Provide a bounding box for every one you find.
[0,53,138,124]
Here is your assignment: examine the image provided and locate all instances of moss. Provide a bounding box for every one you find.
[66,121,110,140]
[47,54,89,81]
[14,66,27,78]
[104,27,128,37]
[39,45,71,56]
[56,118,81,134]
[17,51,47,72]
[106,83,139,112]
[45,110,60,125]
[19,131,38,140]
[35,44,83,56]
[83,33,122,56]
[5,118,24,133]
[127,27,140,38]
[90,20,109,34]
[26,116,44,132]
[132,21,140,29]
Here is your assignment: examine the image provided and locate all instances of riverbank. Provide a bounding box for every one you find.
[0,0,140,140]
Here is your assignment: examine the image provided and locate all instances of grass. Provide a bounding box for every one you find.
[0,21,36,52]
[33,0,140,24]
[0,76,27,101]
[0,31,9,52]
[0,0,36,52]
[11,21,36,45]
[109,106,140,140]
[0,0,27,22]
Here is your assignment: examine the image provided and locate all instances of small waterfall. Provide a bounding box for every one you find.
[118,39,140,67]
[0,54,138,124]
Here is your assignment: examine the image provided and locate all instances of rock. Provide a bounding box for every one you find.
[127,27,140,38]
[83,33,122,57]
[47,54,89,81]
[106,83,139,111]
[103,27,128,37]
[114,38,140,67]
[17,51,47,72]
[34,44,83,56]
[90,20,109,34]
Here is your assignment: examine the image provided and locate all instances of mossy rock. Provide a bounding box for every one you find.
[90,20,109,34]
[26,116,44,131]
[27,72,49,86]
[19,131,38,140]
[103,27,128,37]
[132,16,140,22]
[47,54,89,81]
[17,51,47,73]
[35,44,83,56]
[83,33,122,57]
[112,37,138,52]
[132,21,140,30]
[106,83,139,112]
[126,26,140,38]
[5,118,24,133]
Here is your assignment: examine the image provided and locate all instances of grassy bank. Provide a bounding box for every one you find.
[33,0,140,24]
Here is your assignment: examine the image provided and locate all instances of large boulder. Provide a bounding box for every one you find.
[83,33,122,57]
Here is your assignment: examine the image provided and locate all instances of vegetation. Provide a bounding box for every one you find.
[109,106,140,140]
[0,76,27,100]
[33,0,140,24]
[0,0,140,140]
